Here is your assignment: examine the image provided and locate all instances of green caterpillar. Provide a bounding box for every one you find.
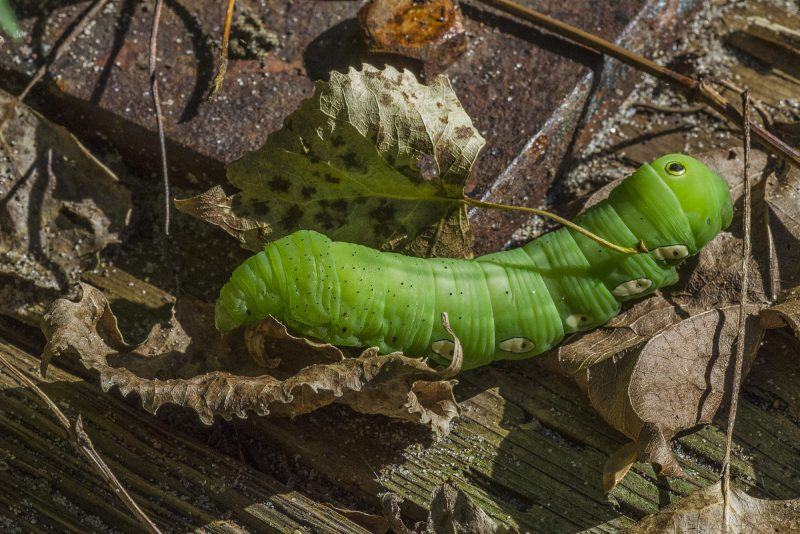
[216,154,733,370]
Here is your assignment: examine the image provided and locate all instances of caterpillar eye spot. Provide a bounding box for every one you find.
[499,337,535,353]
[651,244,689,261]
[431,340,455,360]
[612,278,653,297]
[665,161,686,176]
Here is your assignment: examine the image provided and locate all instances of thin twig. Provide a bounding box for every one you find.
[721,90,752,531]
[16,0,111,103]
[708,77,775,129]
[149,0,170,237]
[210,0,237,97]
[472,0,800,169]
[463,197,646,255]
[0,351,162,533]
[631,102,707,115]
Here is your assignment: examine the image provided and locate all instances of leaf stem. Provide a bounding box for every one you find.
[472,0,800,169]
[463,197,645,255]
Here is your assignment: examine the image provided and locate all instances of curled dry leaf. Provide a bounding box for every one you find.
[761,284,800,335]
[629,482,800,533]
[358,0,468,78]
[0,90,131,323]
[176,64,483,257]
[173,186,270,252]
[245,315,345,370]
[42,284,462,436]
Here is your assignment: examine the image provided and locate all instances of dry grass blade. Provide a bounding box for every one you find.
[473,0,800,169]
[149,0,171,237]
[210,0,238,97]
[0,351,161,533]
[721,90,752,531]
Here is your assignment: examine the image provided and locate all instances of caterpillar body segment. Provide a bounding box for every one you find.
[216,154,733,370]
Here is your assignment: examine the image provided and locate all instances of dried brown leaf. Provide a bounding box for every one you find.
[602,441,637,494]
[761,284,800,337]
[629,482,800,533]
[764,160,800,293]
[0,91,131,322]
[244,316,345,370]
[586,305,764,489]
[379,482,517,534]
[380,492,411,534]
[42,284,461,436]
[557,296,682,374]
[173,186,271,252]
[428,482,518,534]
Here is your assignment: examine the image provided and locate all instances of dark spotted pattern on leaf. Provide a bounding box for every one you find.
[177,64,484,253]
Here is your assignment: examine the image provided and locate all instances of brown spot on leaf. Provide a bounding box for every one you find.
[313,210,335,230]
[339,152,368,174]
[416,153,439,181]
[455,125,473,140]
[331,199,349,212]
[280,204,303,230]
[268,176,291,192]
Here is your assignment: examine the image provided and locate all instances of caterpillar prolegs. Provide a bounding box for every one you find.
[216,154,733,370]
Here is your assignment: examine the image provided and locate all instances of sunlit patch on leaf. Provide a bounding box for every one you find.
[177,64,484,255]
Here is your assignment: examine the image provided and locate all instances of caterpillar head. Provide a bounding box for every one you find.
[649,153,733,251]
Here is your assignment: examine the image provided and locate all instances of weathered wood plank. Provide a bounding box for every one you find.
[0,337,368,534]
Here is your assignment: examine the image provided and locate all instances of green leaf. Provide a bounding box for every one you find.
[177,64,484,254]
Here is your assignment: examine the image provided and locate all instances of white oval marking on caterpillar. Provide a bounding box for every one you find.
[612,278,653,297]
[431,340,455,360]
[565,314,591,329]
[499,337,535,353]
[651,244,689,261]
